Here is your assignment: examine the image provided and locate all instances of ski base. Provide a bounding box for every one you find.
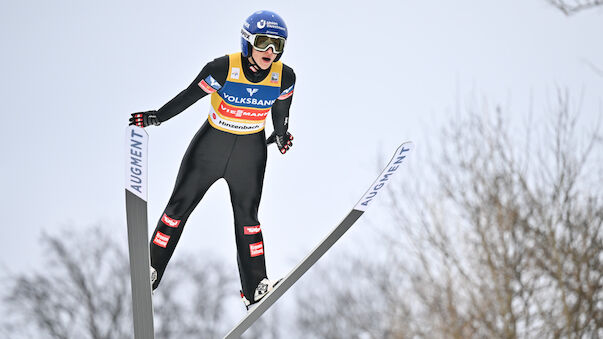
[223,141,413,338]
[125,126,155,339]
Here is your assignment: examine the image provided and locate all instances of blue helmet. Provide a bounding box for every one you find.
[241,10,288,61]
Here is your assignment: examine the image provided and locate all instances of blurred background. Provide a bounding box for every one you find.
[0,0,601,338]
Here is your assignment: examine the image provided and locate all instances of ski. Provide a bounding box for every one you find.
[223,141,414,339]
[125,125,155,339]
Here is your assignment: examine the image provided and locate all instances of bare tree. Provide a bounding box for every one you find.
[241,303,283,339]
[1,227,132,339]
[295,255,416,339]
[0,225,239,339]
[152,253,237,338]
[294,90,602,338]
[546,0,603,15]
[398,92,602,338]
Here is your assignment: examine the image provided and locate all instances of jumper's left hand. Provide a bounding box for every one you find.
[267,131,293,154]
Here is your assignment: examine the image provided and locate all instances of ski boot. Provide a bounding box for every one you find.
[150,266,157,291]
[240,278,282,312]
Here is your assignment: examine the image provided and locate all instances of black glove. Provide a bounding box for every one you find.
[267,131,293,154]
[129,111,161,127]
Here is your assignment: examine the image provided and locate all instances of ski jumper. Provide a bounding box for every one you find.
[149,53,295,300]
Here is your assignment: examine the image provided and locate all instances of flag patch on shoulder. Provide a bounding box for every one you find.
[198,75,222,94]
[278,84,294,100]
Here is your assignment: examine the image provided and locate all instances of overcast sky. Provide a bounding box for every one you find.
[0,0,601,304]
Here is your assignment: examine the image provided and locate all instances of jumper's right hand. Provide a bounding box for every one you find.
[129,111,161,128]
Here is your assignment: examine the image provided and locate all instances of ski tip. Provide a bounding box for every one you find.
[398,141,414,152]
[127,125,149,137]
[125,125,149,201]
[392,141,414,160]
[353,141,414,212]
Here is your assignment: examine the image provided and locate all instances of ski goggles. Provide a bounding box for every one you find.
[242,29,286,54]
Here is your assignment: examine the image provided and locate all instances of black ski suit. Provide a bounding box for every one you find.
[149,53,295,300]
